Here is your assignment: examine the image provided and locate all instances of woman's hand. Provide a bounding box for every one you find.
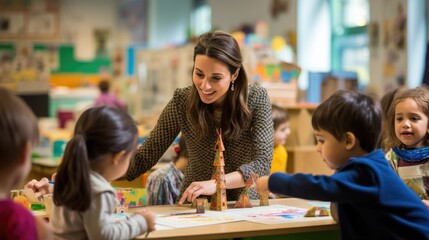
[178,179,216,205]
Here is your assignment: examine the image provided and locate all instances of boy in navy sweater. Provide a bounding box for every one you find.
[256,90,429,239]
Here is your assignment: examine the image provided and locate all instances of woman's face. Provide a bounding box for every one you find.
[193,55,237,107]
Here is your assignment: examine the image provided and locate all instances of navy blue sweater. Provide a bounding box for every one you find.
[269,149,429,240]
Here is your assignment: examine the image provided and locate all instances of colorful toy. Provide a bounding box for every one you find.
[13,195,30,209]
[116,197,128,214]
[196,198,207,213]
[304,207,330,217]
[234,172,259,208]
[115,188,147,212]
[259,193,270,206]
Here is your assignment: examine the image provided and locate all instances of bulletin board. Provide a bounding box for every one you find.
[0,0,60,39]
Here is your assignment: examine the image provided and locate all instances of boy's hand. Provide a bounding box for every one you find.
[423,199,429,209]
[255,176,270,194]
[135,208,156,232]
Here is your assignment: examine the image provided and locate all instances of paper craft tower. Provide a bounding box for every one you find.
[259,193,269,206]
[234,172,258,208]
[210,129,228,211]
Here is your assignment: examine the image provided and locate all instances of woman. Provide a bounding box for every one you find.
[26,30,274,205]
[126,30,274,204]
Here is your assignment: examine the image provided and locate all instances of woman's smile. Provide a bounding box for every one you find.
[193,55,236,106]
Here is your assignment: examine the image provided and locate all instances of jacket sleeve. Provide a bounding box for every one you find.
[268,163,380,202]
[83,191,148,240]
[126,89,182,181]
[238,86,274,181]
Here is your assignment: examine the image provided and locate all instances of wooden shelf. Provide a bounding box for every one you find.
[280,102,318,110]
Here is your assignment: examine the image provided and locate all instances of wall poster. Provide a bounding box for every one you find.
[0,0,59,39]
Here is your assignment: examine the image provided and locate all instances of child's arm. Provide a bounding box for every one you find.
[134,208,156,232]
[83,192,153,239]
[255,176,270,194]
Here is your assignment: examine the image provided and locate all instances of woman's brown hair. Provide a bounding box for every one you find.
[187,30,252,140]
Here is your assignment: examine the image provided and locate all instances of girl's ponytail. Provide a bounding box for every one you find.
[53,134,91,211]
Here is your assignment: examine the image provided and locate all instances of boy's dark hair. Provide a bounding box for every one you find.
[312,90,381,152]
[0,87,39,168]
[271,104,289,130]
[98,80,110,93]
[54,106,138,211]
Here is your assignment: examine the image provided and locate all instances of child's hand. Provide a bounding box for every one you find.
[135,208,156,232]
[25,178,51,199]
[255,176,270,194]
[423,199,429,209]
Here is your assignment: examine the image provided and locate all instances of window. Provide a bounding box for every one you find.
[190,0,211,37]
[331,0,369,87]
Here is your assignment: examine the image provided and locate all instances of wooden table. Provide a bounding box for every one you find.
[135,198,340,240]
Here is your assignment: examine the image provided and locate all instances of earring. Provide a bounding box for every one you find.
[231,81,235,91]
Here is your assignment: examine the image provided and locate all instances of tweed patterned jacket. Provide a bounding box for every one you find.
[126,85,274,201]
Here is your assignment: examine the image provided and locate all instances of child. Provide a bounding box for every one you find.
[51,106,155,239]
[94,79,127,112]
[270,104,290,174]
[146,135,189,205]
[0,87,52,240]
[255,90,429,239]
[383,86,429,208]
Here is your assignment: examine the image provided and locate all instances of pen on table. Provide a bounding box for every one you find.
[145,232,149,238]
[165,212,198,216]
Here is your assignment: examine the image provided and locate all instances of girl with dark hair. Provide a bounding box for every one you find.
[51,106,155,239]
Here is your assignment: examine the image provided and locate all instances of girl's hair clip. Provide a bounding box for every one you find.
[174,146,180,154]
